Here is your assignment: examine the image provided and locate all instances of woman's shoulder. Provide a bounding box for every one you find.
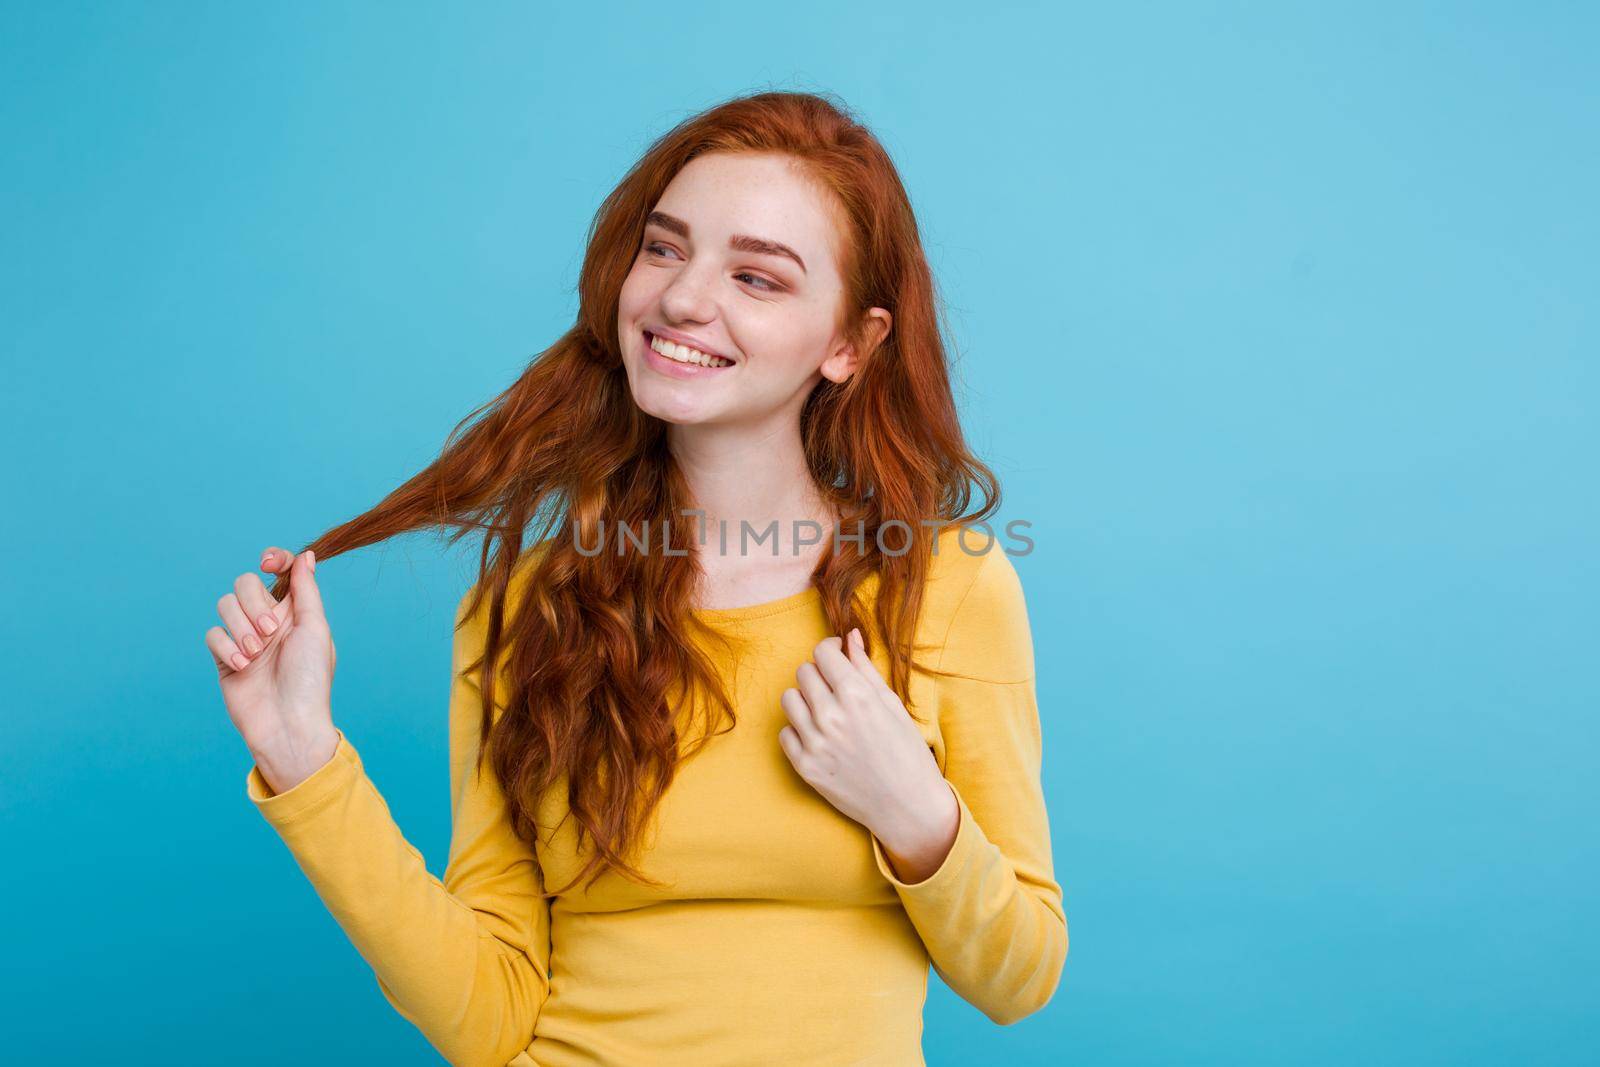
[454,538,556,630]
[450,539,558,703]
[920,523,1035,684]
[922,523,1027,611]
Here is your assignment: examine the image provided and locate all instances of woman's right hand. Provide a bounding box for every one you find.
[206,547,340,795]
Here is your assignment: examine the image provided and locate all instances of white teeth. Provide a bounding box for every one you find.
[650,334,732,368]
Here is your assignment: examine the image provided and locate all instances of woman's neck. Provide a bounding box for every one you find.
[667,419,837,560]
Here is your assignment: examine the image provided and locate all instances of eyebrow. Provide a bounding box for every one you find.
[644,210,807,275]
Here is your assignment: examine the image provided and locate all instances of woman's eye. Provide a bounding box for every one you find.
[643,243,778,292]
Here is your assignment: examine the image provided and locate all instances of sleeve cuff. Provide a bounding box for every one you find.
[871,778,982,892]
[245,729,361,824]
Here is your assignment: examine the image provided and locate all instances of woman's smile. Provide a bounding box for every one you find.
[643,330,738,379]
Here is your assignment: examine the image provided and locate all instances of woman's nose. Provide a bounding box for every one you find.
[659,263,719,318]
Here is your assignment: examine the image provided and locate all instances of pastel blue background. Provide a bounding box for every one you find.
[2,3,1593,1064]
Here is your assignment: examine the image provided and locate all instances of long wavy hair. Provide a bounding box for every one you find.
[268,89,999,894]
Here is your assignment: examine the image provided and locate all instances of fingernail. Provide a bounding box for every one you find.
[260,554,272,570]
[258,614,278,635]
[307,550,316,574]
[230,652,249,671]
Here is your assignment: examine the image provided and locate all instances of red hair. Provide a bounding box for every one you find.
[269,90,1000,892]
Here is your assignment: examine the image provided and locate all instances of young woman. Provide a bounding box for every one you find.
[207,91,1066,1066]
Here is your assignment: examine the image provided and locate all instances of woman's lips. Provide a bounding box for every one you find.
[642,331,736,379]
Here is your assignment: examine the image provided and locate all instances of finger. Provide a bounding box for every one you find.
[205,624,251,674]
[216,591,265,658]
[260,546,293,573]
[289,549,325,623]
[794,660,840,730]
[234,571,283,641]
[846,627,898,702]
[779,686,819,745]
[811,635,858,691]
[777,724,808,770]
[813,635,879,715]
[260,548,304,609]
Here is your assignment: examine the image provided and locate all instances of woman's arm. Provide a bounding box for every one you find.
[246,586,550,1067]
[868,546,1068,1026]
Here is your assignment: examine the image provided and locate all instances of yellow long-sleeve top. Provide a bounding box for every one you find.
[246,527,1067,1066]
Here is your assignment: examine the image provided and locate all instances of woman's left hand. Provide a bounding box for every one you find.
[778,629,956,856]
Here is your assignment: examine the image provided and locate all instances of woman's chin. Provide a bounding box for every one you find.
[631,388,724,426]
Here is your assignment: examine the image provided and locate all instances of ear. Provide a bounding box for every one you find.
[818,307,892,384]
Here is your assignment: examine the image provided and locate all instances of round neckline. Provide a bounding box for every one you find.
[690,584,823,622]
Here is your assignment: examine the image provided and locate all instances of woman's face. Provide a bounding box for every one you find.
[616,151,884,428]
